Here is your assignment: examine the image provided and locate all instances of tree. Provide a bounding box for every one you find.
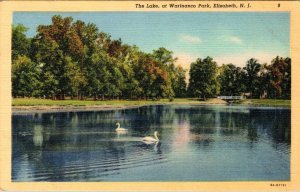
[64,56,86,98]
[133,53,172,100]
[12,15,291,101]
[12,24,31,61]
[152,47,178,99]
[282,57,291,99]
[104,59,124,99]
[31,15,98,99]
[70,21,99,99]
[12,55,41,97]
[173,66,187,98]
[256,63,270,99]
[152,47,177,67]
[188,56,220,99]
[31,16,73,99]
[243,58,261,98]
[120,45,143,99]
[219,64,245,96]
[266,56,290,99]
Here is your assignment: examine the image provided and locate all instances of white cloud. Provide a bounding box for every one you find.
[179,34,201,44]
[224,35,243,44]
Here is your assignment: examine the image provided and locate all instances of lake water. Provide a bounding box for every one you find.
[12,105,290,181]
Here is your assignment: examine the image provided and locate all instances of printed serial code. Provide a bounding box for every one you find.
[270,183,287,187]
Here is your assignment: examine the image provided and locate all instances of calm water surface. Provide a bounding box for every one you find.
[12,105,290,181]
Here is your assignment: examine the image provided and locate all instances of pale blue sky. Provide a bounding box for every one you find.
[13,12,290,68]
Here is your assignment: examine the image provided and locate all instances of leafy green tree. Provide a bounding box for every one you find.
[84,50,106,100]
[12,24,31,60]
[133,53,172,100]
[31,15,95,99]
[282,57,291,99]
[266,56,290,99]
[64,56,86,98]
[105,40,140,99]
[105,59,124,99]
[152,47,178,98]
[188,56,220,99]
[40,71,58,99]
[31,16,73,99]
[12,55,41,97]
[173,66,187,98]
[152,47,177,67]
[255,63,270,99]
[219,64,245,96]
[107,38,124,58]
[12,15,291,101]
[243,58,261,98]
[70,20,99,99]
[120,45,143,99]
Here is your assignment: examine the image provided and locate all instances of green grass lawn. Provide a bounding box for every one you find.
[12,98,290,107]
[12,98,206,106]
[238,99,290,107]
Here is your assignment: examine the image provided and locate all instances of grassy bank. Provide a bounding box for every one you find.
[12,98,290,108]
[238,99,290,107]
[12,98,224,107]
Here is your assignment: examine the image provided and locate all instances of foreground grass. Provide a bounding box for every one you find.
[238,99,290,107]
[12,98,290,107]
[12,98,214,106]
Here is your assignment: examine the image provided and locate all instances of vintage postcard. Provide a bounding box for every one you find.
[0,0,299,191]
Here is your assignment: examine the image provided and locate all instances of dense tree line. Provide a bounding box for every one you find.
[188,56,291,99]
[12,15,291,100]
[12,15,186,100]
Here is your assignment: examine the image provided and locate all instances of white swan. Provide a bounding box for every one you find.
[142,131,159,144]
[115,122,128,132]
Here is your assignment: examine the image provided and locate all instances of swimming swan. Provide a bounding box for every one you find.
[115,122,128,132]
[142,131,159,143]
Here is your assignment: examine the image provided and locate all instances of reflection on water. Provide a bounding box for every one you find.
[32,125,42,147]
[12,105,290,181]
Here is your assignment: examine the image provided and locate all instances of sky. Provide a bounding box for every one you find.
[13,12,290,69]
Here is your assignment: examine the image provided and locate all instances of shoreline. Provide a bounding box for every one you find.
[12,98,226,114]
[12,100,290,114]
[12,104,146,114]
[12,102,226,114]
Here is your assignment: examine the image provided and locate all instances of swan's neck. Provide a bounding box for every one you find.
[116,123,120,129]
[154,132,159,141]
